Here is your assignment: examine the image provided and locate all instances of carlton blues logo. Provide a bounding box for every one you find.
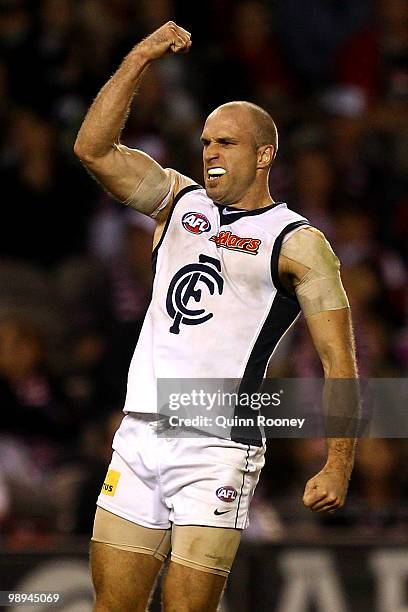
[182,212,211,234]
[216,486,238,503]
[166,254,224,334]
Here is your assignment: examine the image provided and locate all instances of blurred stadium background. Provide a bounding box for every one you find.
[0,0,407,609]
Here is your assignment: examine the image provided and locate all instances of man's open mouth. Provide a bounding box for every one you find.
[207,167,226,181]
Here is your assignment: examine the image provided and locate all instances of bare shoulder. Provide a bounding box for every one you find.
[153,168,198,224]
[302,226,326,239]
[278,224,349,317]
[165,168,197,198]
[153,169,198,247]
[283,225,330,249]
[280,226,339,277]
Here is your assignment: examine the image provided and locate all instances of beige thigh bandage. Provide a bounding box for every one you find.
[92,507,171,562]
[171,525,242,577]
[281,227,349,316]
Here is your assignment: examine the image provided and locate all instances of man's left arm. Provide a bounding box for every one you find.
[279,227,358,513]
[301,308,358,512]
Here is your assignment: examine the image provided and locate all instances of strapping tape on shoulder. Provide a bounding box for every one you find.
[281,228,349,316]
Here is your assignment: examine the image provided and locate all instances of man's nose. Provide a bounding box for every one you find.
[204,142,220,162]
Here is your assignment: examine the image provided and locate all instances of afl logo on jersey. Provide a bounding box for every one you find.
[216,486,238,503]
[182,212,211,234]
[166,254,224,334]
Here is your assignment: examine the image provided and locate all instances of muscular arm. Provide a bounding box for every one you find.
[74,22,192,218]
[279,227,358,512]
[303,308,358,511]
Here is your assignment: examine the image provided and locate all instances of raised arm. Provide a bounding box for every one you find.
[74,22,192,217]
[279,227,358,513]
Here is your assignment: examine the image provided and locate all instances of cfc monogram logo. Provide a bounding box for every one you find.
[166,254,224,334]
[101,469,121,497]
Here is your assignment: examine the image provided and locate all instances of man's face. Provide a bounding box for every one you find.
[200,107,259,206]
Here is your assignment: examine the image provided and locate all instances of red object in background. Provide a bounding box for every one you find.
[336,29,380,102]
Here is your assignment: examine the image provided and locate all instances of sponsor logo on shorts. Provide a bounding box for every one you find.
[216,486,238,503]
[209,231,261,255]
[101,469,121,497]
[182,212,211,234]
[214,508,232,516]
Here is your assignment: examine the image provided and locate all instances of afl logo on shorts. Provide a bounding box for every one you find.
[216,486,238,503]
[182,212,211,234]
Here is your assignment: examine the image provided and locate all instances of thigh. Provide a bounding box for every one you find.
[162,561,227,612]
[162,525,241,610]
[92,506,171,560]
[171,524,241,576]
[91,541,162,612]
[91,507,172,611]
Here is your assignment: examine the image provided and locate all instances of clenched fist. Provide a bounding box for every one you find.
[137,21,192,62]
[303,466,350,513]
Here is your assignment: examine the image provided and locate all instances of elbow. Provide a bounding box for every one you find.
[73,137,112,168]
[321,356,358,379]
[73,129,100,163]
[73,138,92,163]
[319,341,358,378]
[73,137,85,159]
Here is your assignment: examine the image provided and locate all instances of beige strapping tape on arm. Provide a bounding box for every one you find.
[150,169,197,218]
[281,228,349,316]
[125,166,197,218]
[124,165,174,216]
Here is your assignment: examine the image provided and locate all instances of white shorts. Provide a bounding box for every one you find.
[97,413,265,530]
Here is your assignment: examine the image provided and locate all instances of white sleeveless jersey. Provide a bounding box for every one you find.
[123,185,308,417]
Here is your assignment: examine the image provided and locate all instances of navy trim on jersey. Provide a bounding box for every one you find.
[151,184,201,277]
[231,292,300,446]
[230,221,308,444]
[215,201,279,226]
[244,292,300,383]
[235,445,250,528]
[271,220,309,301]
[235,220,307,390]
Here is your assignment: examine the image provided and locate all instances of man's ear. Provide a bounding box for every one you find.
[257,145,275,168]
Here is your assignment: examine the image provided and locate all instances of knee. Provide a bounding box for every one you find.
[93,591,149,612]
[93,588,144,612]
[162,589,221,612]
[161,562,226,612]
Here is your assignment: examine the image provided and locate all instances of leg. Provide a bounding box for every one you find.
[91,541,162,612]
[162,561,226,612]
[161,524,241,611]
[91,507,172,611]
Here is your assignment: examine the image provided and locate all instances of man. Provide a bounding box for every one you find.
[75,21,357,612]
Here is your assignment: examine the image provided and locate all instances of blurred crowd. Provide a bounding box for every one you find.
[0,0,407,546]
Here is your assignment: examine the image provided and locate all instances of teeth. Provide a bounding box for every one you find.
[208,168,226,177]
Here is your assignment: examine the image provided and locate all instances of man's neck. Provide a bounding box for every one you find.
[228,184,274,211]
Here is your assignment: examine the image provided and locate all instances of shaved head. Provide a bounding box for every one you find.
[201,100,278,206]
[212,101,278,160]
